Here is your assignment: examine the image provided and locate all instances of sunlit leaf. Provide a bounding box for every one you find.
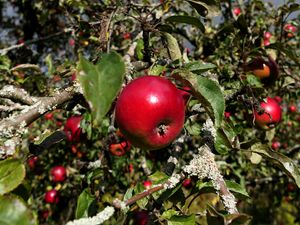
[0,158,25,195]
[249,143,300,188]
[0,194,37,225]
[75,188,96,219]
[77,52,125,126]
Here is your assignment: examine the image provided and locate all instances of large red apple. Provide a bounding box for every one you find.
[115,75,185,150]
[254,97,282,129]
[50,166,67,182]
[63,116,82,142]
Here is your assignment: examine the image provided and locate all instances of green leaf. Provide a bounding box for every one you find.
[163,33,182,61]
[245,74,263,88]
[168,214,195,225]
[225,181,250,199]
[187,0,221,17]
[78,52,125,126]
[136,39,144,61]
[0,194,37,225]
[165,16,205,32]
[0,158,25,195]
[249,143,300,188]
[226,213,252,225]
[149,171,169,185]
[45,54,54,76]
[173,71,225,128]
[134,183,148,209]
[161,209,179,220]
[184,61,216,74]
[0,55,11,71]
[75,188,96,219]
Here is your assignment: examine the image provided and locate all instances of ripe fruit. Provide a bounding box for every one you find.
[264,32,272,39]
[27,156,38,170]
[44,113,54,120]
[288,104,297,113]
[252,62,270,79]
[143,180,152,189]
[254,97,282,130]
[233,8,241,16]
[224,111,231,119]
[109,141,131,156]
[284,24,297,37]
[64,116,82,142]
[263,39,270,46]
[247,56,279,85]
[50,166,67,182]
[44,189,59,204]
[271,141,281,150]
[115,76,185,150]
[122,32,131,40]
[135,211,149,225]
[182,178,192,188]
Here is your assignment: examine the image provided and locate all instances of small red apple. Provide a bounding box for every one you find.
[284,24,297,37]
[288,104,297,113]
[143,180,152,190]
[182,178,192,188]
[254,97,282,129]
[44,113,54,120]
[109,141,131,156]
[271,141,281,150]
[233,8,241,16]
[27,156,38,170]
[263,39,270,46]
[135,211,149,225]
[50,166,67,182]
[64,116,82,142]
[69,38,75,46]
[44,189,59,204]
[122,32,131,40]
[264,32,272,40]
[224,111,231,119]
[115,75,185,150]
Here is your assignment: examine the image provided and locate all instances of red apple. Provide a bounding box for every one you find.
[135,211,149,225]
[263,39,270,46]
[122,32,131,40]
[27,156,38,170]
[44,113,54,120]
[44,189,59,204]
[50,166,67,182]
[143,180,152,190]
[224,111,231,119]
[271,141,281,150]
[115,75,185,150]
[233,8,241,16]
[64,116,82,142]
[109,141,131,156]
[254,97,282,129]
[264,32,272,39]
[284,24,297,37]
[288,104,297,113]
[182,178,192,188]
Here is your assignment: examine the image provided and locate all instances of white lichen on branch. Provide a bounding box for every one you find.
[66,206,115,225]
[183,145,238,214]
